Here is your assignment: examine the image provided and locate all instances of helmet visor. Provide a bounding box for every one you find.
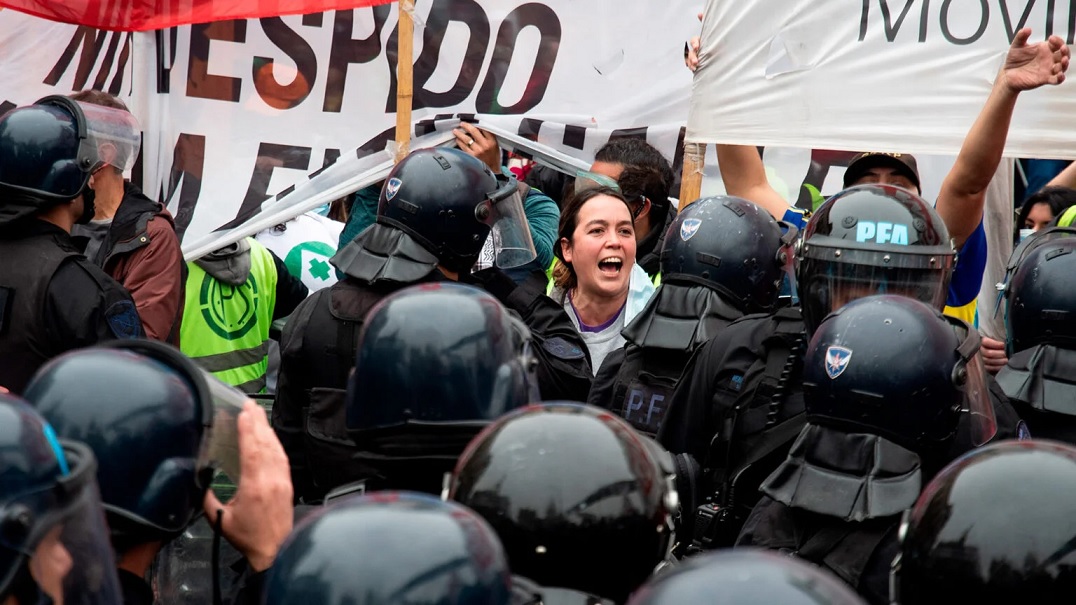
[800,256,951,332]
[196,376,250,489]
[76,101,141,176]
[0,442,122,605]
[574,170,620,194]
[477,175,536,269]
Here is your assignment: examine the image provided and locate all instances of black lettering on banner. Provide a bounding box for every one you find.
[156,28,179,94]
[671,126,687,194]
[882,0,919,41]
[386,0,490,112]
[941,0,990,45]
[187,21,246,102]
[476,3,561,114]
[1069,0,1076,43]
[1046,0,1057,37]
[999,0,1039,42]
[161,133,207,241]
[0,101,16,116]
[254,16,321,109]
[44,28,130,92]
[223,143,312,230]
[323,6,391,113]
[517,117,544,137]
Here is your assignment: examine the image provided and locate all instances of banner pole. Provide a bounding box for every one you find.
[394,0,415,164]
[678,142,706,209]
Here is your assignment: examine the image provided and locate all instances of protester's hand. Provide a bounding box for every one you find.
[204,400,294,572]
[1001,28,1070,92]
[454,122,502,173]
[980,336,1009,374]
[685,12,703,72]
[0,386,8,394]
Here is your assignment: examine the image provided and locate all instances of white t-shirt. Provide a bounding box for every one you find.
[256,212,344,293]
[563,294,628,376]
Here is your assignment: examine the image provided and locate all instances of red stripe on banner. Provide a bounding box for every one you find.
[0,0,396,32]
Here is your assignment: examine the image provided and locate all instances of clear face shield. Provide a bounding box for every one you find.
[475,174,537,269]
[194,375,250,492]
[488,316,541,411]
[0,441,123,605]
[799,248,953,332]
[75,101,141,177]
[949,318,997,447]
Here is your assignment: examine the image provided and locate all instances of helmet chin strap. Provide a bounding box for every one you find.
[76,188,96,225]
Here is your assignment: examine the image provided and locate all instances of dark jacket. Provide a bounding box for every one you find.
[0,219,143,394]
[80,182,185,344]
[636,204,677,277]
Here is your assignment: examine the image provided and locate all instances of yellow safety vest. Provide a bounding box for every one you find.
[180,239,278,393]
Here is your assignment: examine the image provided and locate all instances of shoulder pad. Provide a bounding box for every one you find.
[541,336,586,360]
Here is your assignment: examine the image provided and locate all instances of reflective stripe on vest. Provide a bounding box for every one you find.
[180,239,278,393]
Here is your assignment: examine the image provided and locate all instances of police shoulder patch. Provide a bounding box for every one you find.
[541,336,586,360]
[105,300,142,339]
[1017,420,1032,441]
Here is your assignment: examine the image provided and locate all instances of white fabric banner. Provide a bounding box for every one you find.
[0,2,701,246]
[688,0,1076,157]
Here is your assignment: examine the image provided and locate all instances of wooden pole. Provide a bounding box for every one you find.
[393,0,415,164]
[678,142,706,209]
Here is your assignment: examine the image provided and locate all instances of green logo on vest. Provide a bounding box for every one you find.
[199,272,260,340]
[284,242,336,284]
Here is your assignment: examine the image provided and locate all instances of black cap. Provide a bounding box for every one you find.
[843,152,921,193]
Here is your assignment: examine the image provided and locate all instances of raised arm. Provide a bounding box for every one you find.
[937,28,1069,248]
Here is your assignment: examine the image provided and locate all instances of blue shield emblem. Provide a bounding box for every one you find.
[680,218,702,241]
[385,177,403,201]
[824,346,852,379]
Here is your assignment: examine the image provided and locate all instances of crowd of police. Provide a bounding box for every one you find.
[3,19,1076,605]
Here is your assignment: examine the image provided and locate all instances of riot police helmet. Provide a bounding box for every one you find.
[23,339,250,544]
[627,549,867,605]
[264,491,512,605]
[660,195,797,313]
[803,295,996,452]
[0,394,122,605]
[997,227,1076,355]
[892,440,1076,605]
[376,147,536,272]
[796,185,955,333]
[447,402,678,604]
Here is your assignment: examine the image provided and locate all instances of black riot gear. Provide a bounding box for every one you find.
[892,440,1076,605]
[660,195,797,313]
[590,196,795,437]
[22,339,249,542]
[334,282,539,493]
[628,549,867,605]
[0,394,123,605]
[265,491,512,605]
[995,227,1076,442]
[447,403,678,604]
[801,295,994,454]
[334,147,535,277]
[738,295,996,604]
[797,185,955,333]
[999,227,1076,355]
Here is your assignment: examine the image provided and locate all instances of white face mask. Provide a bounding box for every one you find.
[1019,228,1035,242]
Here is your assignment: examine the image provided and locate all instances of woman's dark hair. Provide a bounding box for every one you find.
[1017,187,1076,239]
[552,186,631,291]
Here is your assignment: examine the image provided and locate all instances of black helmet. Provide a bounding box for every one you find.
[998,227,1076,355]
[447,402,678,603]
[265,491,512,605]
[346,282,538,433]
[23,339,249,543]
[376,147,536,272]
[0,394,122,605]
[892,440,1076,605]
[343,283,538,492]
[660,195,797,313]
[796,185,955,333]
[803,295,994,451]
[0,96,104,226]
[627,549,867,605]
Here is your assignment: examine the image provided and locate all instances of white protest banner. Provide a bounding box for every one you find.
[688,0,1076,158]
